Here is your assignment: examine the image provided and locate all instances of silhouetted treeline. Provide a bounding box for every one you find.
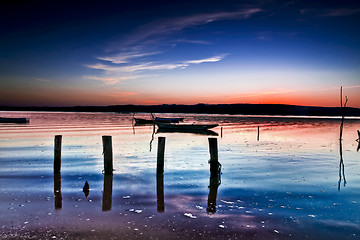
[1,104,360,116]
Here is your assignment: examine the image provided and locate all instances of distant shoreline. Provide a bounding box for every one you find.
[1,103,360,116]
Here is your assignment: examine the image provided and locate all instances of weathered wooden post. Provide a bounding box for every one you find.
[157,137,166,175]
[221,127,223,138]
[208,138,219,179]
[257,126,260,141]
[102,136,113,175]
[54,135,62,173]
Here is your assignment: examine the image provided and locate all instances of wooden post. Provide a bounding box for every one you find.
[102,136,113,175]
[157,137,166,175]
[208,138,219,178]
[54,135,62,174]
[257,126,260,141]
[221,127,223,138]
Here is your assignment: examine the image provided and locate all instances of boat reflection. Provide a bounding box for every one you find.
[102,175,113,211]
[156,128,218,136]
[54,173,62,210]
[156,173,165,212]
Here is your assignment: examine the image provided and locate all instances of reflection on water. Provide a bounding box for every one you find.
[156,173,165,212]
[83,181,89,198]
[156,128,218,136]
[1,111,360,239]
[102,175,113,211]
[54,173,62,209]
[149,123,155,152]
[207,175,221,214]
[338,139,346,191]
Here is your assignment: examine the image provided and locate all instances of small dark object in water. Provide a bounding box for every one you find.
[0,117,29,123]
[83,181,89,198]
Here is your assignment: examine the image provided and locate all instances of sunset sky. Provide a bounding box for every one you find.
[1,0,359,107]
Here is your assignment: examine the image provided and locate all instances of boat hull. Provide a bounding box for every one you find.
[0,117,29,123]
[156,122,218,131]
[134,117,183,124]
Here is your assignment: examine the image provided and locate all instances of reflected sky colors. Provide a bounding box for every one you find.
[1,0,360,107]
[0,112,360,239]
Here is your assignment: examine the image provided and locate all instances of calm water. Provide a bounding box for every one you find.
[0,111,359,239]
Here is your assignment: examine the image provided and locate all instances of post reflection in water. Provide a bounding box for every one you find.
[338,139,346,191]
[156,173,165,212]
[54,173,62,210]
[207,176,220,214]
[102,174,113,211]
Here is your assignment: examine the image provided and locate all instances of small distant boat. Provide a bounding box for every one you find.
[156,122,218,131]
[0,117,29,123]
[134,118,155,124]
[134,117,184,124]
[155,117,183,123]
[157,128,218,136]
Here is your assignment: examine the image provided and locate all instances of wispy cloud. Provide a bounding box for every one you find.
[98,51,161,64]
[175,39,212,45]
[87,55,226,74]
[85,8,260,85]
[117,8,261,50]
[301,8,360,17]
[320,8,360,17]
[185,55,226,64]
[110,91,138,97]
[83,75,140,84]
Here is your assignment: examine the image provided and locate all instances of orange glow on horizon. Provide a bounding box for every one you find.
[1,84,359,108]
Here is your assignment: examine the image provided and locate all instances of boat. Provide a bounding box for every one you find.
[156,122,218,131]
[0,117,29,123]
[134,117,184,125]
[134,118,155,124]
[156,128,218,136]
[155,117,183,123]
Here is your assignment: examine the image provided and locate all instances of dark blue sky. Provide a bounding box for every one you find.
[1,0,359,107]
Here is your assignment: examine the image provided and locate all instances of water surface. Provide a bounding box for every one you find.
[0,111,359,239]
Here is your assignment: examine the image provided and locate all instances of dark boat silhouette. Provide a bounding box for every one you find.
[134,117,183,124]
[156,128,218,136]
[156,122,218,131]
[0,117,29,123]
